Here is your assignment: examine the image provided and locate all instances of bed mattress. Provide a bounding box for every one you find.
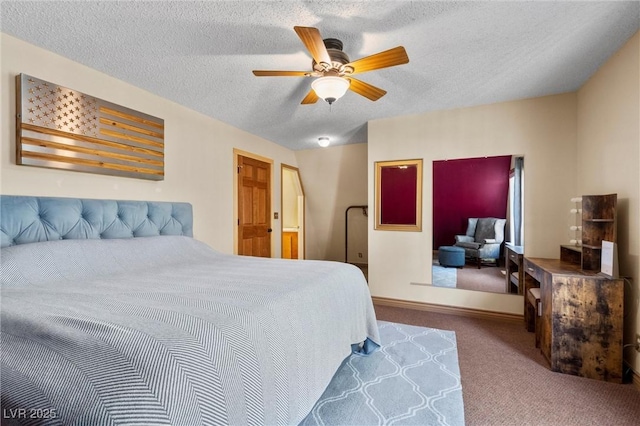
[1,236,379,425]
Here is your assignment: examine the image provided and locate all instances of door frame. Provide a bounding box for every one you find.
[233,148,274,256]
[280,164,306,259]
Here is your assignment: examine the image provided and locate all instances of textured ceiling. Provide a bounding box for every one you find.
[1,1,638,150]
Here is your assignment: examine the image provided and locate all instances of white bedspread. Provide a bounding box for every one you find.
[1,236,379,425]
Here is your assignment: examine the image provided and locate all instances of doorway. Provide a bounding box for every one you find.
[235,149,273,257]
[281,164,305,259]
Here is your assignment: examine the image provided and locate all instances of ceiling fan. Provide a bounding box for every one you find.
[252,26,409,105]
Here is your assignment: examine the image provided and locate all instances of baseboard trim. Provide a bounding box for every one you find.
[372,296,523,323]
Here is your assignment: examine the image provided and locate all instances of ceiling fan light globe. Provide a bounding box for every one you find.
[318,137,330,147]
[311,76,350,104]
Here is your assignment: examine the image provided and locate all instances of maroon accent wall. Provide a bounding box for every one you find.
[433,155,511,248]
[381,165,417,225]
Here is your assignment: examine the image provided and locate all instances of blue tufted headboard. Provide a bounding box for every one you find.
[0,195,193,248]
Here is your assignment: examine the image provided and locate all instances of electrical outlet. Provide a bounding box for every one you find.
[358,253,363,258]
[636,333,640,352]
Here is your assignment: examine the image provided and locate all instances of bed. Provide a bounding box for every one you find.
[0,195,379,425]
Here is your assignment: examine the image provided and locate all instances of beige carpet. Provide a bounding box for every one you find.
[433,254,507,293]
[374,304,640,426]
[456,264,506,293]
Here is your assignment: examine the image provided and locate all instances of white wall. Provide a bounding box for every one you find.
[296,143,368,263]
[576,32,639,375]
[368,93,578,314]
[282,168,299,229]
[0,33,298,254]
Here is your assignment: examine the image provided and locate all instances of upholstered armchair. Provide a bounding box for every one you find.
[454,218,507,268]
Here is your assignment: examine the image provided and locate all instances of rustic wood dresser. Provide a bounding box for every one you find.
[523,257,623,382]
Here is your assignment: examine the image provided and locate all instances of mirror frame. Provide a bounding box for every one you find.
[374,159,423,231]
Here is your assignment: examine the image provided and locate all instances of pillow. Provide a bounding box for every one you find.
[474,218,497,242]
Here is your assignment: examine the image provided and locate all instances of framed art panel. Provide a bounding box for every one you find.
[375,159,423,231]
[16,74,164,180]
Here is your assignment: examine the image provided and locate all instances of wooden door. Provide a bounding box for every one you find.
[238,155,271,257]
[280,164,305,260]
[282,231,298,259]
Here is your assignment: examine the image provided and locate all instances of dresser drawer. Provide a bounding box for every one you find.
[507,250,519,262]
[524,258,543,282]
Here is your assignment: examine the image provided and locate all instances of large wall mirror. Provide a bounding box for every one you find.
[375,159,423,231]
[431,155,524,294]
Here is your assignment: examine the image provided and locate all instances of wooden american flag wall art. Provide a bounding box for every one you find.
[16,74,165,180]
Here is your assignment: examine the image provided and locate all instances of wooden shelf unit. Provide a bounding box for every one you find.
[560,194,617,270]
[559,244,581,265]
[523,194,623,382]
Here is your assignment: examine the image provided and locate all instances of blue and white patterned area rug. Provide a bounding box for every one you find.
[300,321,464,426]
[432,264,457,288]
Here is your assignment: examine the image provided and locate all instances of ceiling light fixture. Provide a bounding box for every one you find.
[311,76,350,105]
[318,137,330,148]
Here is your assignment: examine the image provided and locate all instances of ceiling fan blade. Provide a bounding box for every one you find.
[294,26,331,66]
[347,77,387,101]
[347,46,409,75]
[252,70,310,77]
[301,89,319,104]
